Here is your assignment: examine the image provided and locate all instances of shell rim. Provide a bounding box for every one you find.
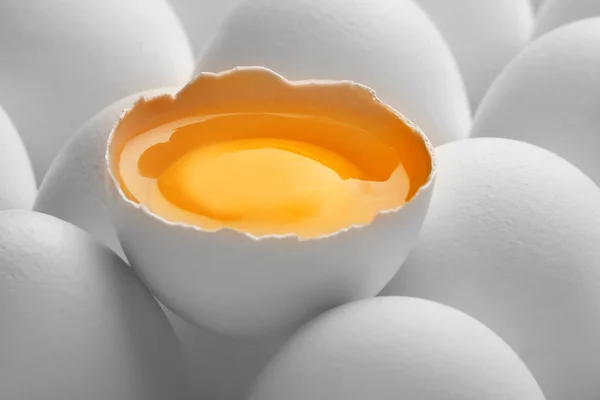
[105,66,437,243]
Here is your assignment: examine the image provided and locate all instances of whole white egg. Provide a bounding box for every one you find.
[381,138,600,400]
[246,297,545,400]
[197,0,471,146]
[471,19,600,187]
[34,88,179,259]
[0,0,194,181]
[0,211,191,400]
[165,308,289,400]
[167,0,245,57]
[415,0,534,109]
[534,0,600,38]
[0,106,36,210]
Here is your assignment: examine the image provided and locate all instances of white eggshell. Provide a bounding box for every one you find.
[165,308,289,400]
[34,88,179,259]
[0,106,36,210]
[246,297,545,400]
[0,211,191,400]
[105,67,436,337]
[381,138,600,400]
[168,0,245,56]
[415,0,534,109]
[0,0,194,181]
[197,0,471,145]
[532,0,547,13]
[471,19,600,187]
[111,172,433,337]
[534,0,600,38]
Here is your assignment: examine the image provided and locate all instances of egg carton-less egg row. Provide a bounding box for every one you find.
[2,1,600,400]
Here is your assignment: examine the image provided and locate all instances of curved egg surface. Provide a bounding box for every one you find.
[381,138,600,400]
[534,0,600,38]
[246,297,545,400]
[165,308,290,400]
[34,88,179,259]
[197,0,471,146]
[415,0,534,109]
[0,0,194,181]
[471,18,600,187]
[0,211,191,400]
[0,106,36,210]
[168,0,245,57]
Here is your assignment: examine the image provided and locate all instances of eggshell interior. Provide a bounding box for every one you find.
[381,137,600,400]
[246,297,546,400]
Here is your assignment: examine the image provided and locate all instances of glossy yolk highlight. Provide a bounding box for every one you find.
[118,113,411,238]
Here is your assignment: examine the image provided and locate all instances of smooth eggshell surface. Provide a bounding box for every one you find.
[381,138,600,400]
[165,308,290,400]
[34,87,179,259]
[471,18,600,187]
[0,106,36,210]
[167,0,245,57]
[197,0,471,146]
[415,0,534,109]
[534,0,600,38]
[532,0,546,12]
[0,211,191,400]
[246,297,545,400]
[0,0,194,181]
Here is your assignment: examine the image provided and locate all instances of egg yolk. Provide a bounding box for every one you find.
[118,113,411,238]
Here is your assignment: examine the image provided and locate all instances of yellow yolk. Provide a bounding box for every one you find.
[157,140,363,223]
[118,113,412,238]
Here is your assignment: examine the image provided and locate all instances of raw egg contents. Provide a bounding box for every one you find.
[105,67,435,336]
[118,113,412,238]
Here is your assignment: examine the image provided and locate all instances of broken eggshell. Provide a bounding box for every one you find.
[105,66,436,337]
[34,87,180,259]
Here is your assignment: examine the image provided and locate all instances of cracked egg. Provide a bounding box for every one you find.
[105,67,435,337]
